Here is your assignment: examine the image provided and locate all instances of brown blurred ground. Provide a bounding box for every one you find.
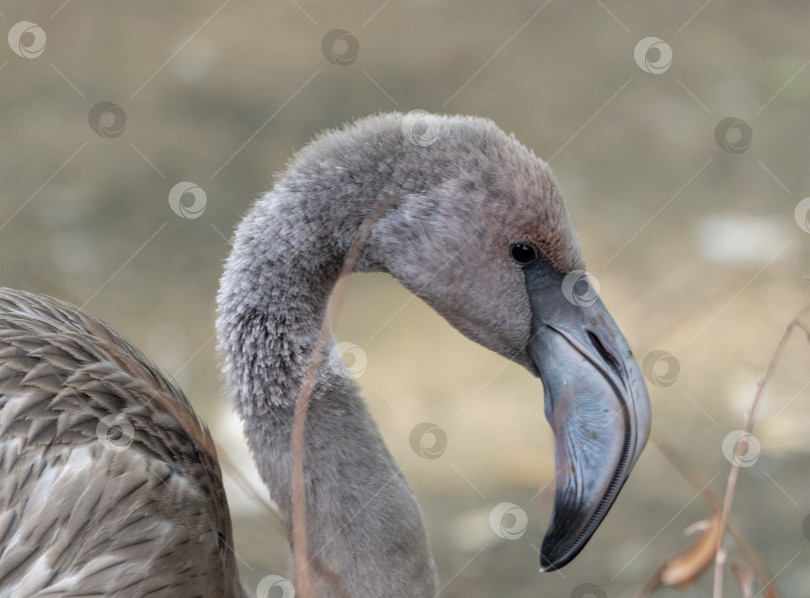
[2,1,810,596]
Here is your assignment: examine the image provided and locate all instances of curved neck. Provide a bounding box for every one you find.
[218,119,407,417]
[218,197,345,417]
[217,122,438,597]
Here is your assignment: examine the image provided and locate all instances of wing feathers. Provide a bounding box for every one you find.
[0,289,245,597]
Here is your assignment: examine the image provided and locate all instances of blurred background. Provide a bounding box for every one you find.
[2,1,809,596]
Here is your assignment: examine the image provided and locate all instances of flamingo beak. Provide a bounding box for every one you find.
[522,262,651,571]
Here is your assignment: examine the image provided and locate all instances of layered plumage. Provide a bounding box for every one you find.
[0,289,244,597]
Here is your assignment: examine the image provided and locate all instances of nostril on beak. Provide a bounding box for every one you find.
[586,330,623,379]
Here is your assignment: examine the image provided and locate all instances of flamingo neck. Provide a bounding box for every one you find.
[216,116,438,598]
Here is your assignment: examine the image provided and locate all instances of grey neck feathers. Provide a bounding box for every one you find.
[217,117,403,418]
[216,114,442,597]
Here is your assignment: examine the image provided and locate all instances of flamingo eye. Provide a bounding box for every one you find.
[510,243,539,266]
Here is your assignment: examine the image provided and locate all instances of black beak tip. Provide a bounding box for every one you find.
[538,537,577,573]
[538,502,591,572]
[538,550,557,573]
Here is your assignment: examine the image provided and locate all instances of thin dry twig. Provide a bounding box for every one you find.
[730,561,755,598]
[713,301,810,597]
[290,196,399,597]
[216,444,287,535]
[647,429,779,597]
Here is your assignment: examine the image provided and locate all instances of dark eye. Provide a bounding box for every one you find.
[510,243,539,266]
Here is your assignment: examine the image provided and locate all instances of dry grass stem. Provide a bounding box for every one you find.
[216,445,287,536]
[712,302,810,597]
[646,429,779,597]
[290,196,400,597]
